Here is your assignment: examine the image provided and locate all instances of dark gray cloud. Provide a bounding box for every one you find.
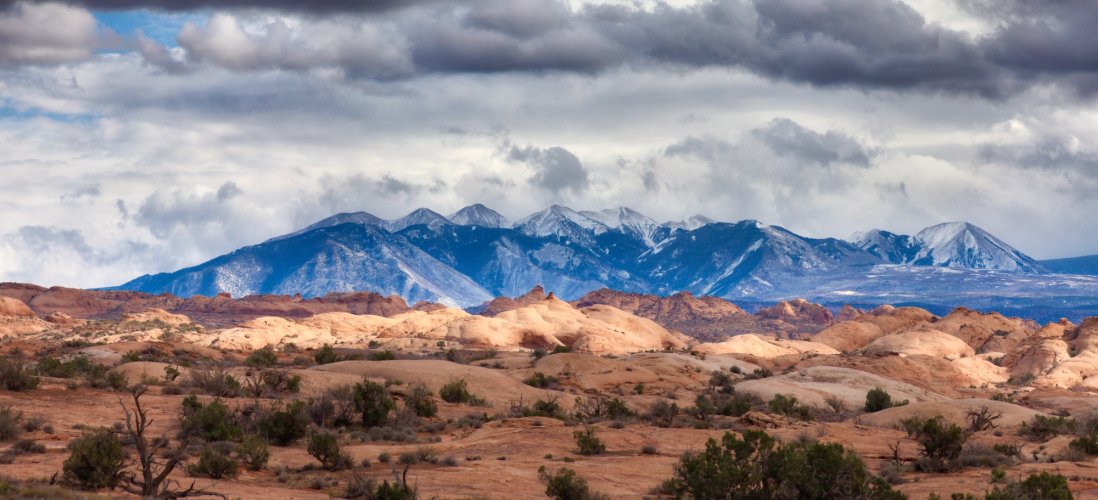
[0,0,436,13]
[134,181,242,238]
[751,118,873,167]
[0,2,99,65]
[508,144,589,195]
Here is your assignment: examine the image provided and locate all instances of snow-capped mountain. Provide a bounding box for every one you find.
[850,222,1045,273]
[448,204,509,228]
[116,205,1075,313]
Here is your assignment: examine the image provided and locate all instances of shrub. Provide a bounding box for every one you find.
[257,401,309,446]
[903,416,968,472]
[62,427,127,490]
[747,367,773,379]
[187,443,240,479]
[523,372,557,389]
[309,385,357,427]
[236,435,270,471]
[178,396,243,442]
[0,406,22,441]
[641,444,658,455]
[646,400,679,428]
[605,398,634,420]
[406,384,438,418]
[163,365,181,382]
[186,366,242,397]
[538,466,610,500]
[378,451,391,463]
[574,426,606,455]
[865,387,907,413]
[11,439,44,454]
[0,358,38,392]
[768,394,813,421]
[244,347,278,368]
[551,345,572,355]
[353,380,396,427]
[709,370,732,388]
[1020,415,1076,441]
[662,430,903,499]
[314,344,340,365]
[307,431,352,471]
[986,472,1072,500]
[369,350,397,361]
[440,379,479,405]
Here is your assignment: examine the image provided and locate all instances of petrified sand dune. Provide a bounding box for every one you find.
[856,399,1044,429]
[0,296,48,337]
[204,297,687,355]
[734,366,947,409]
[927,307,1037,353]
[811,306,936,352]
[862,328,976,359]
[693,334,838,358]
[122,309,193,326]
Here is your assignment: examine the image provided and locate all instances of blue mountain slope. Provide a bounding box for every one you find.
[118,223,492,307]
[1042,255,1098,275]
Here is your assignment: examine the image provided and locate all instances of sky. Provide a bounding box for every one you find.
[1,0,1097,288]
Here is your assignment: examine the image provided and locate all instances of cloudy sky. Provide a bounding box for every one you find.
[1,0,1097,288]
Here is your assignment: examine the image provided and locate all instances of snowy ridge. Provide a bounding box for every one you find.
[116,206,1071,314]
[850,222,1045,272]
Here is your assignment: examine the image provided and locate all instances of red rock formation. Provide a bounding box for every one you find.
[478,285,549,316]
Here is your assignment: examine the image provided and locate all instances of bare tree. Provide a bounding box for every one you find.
[118,385,223,499]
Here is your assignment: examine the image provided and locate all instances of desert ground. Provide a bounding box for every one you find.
[0,285,1097,498]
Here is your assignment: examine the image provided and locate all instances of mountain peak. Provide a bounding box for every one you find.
[578,207,667,246]
[387,208,451,232]
[665,214,715,231]
[448,204,508,228]
[910,221,1045,272]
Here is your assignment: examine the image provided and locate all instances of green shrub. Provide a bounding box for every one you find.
[903,416,968,472]
[307,430,352,471]
[523,372,557,389]
[865,387,907,413]
[314,344,340,365]
[0,358,38,392]
[368,350,397,361]
[662,430,904,499]
[551,345,572,355]
[244,347,278,368]
[258,401,310,446]
[353,380,396,427]
[439,379,473,404]
[538,466,609,500]
[574,426,606,455]
[768,394,813,421]
[406,384,438,418]
[178,396,243,442]
[986,471,1072,500]
[236,435,270,471]
[187,443,240,479]
[0,405,22,441]
[62,428,127,490]
[646,400,678,428]
[1020,415,1076,441]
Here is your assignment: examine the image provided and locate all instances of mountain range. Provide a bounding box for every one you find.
[113,204,1098,320]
